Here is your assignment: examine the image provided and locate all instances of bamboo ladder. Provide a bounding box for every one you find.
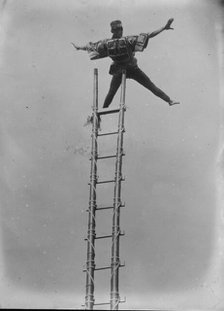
[84,68,127,310]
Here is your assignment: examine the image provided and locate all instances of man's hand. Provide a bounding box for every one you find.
[164,18,174,30]
[71,42,80,50]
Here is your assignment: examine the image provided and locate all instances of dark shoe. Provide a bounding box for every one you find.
[169,100,180,106]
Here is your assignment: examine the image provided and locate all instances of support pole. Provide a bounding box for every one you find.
[85,68,99,310]
[110,70,126,310]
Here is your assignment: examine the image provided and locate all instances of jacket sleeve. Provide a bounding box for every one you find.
[133,33,149,52]
[88,40,108,60]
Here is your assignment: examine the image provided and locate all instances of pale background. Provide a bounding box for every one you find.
[0,0,224,309]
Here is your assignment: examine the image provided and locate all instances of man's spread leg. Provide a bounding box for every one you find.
[130,67,178,105]
[103,74,122,108]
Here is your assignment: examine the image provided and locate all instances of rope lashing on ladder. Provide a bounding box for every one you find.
[111,298,120,310]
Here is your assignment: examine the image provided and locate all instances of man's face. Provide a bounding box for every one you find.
[114,28,123,38]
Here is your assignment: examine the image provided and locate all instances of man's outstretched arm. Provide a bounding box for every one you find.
[71,42,90,51]
[147,18,174,38]
[71,41,106,60]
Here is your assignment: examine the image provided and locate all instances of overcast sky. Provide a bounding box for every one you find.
[0,0,224,309]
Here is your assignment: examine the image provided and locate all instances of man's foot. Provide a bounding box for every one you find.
[169,100,180,106]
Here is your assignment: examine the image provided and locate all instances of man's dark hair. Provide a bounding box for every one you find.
[110,20,123,33]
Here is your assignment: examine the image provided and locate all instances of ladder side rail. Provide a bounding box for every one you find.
[85,68,99,310]
[110,70,126,310]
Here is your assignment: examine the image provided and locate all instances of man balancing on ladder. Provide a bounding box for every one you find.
[72,18,180,109]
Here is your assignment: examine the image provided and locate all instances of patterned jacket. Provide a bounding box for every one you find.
[86,33,149,74]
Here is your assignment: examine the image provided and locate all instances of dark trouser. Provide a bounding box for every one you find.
[103,66,171,108]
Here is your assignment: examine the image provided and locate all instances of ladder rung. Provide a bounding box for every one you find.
[84,235,111,241]
[96,177,125,185]
[81,302,110,307]
[84,232,125,241]
[96,234,112,239]
[97,153,125,160]
[83,263,125,272]
[96,232,125,239]
[95,266,111,271]
[94,302,110,306]
[96,206,113,210]
[97,154,117,160]
[95,202,125,211]
[83,266,110,272]
[97,108,120,116]
[98,131,118,137]
[97,179,115,184]
[82,298,126,307]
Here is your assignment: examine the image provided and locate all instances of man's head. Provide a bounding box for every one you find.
[110,20,123,38]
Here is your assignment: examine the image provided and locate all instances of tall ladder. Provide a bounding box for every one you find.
[84,68,126,310]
